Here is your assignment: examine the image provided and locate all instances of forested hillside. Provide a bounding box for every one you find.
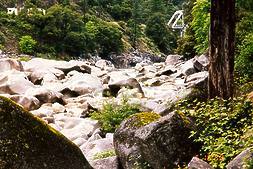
[0,0,185,59]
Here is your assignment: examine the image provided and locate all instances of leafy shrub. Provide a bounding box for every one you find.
[235,33,253,80]
[91,98,140,133]
[145,12,177,54]
[0,31,5,45]
[191,0,210,54]
[85,19,124,57]
[176,32,197,59]
[19,35,37,54]
[176,97,253,168]
[109,4,132,21]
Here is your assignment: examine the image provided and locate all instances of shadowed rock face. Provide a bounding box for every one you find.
[0,96,92,169]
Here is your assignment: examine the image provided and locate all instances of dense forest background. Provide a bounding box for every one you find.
[0,0,184,58]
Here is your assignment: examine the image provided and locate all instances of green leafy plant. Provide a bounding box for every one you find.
[176,97,253,168]
[19,35,37,54]
[235,33,253,80]
[191,0,210,54]
[0,31,5,45]
[91,98,140,133]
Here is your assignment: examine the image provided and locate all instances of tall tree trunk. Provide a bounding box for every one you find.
[208,0,236,99]
[17,0,24,13]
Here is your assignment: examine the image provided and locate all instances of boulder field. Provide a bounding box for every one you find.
[0,55,211,168]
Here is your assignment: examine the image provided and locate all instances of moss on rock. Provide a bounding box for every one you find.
[129,112,161,127]
[0,96,92,169]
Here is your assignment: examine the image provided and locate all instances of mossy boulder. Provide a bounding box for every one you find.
[114,111,199,169]
[0,96,92,169]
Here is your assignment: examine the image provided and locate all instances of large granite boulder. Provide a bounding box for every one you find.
[7,94,40,111]
[54,117,100,142]
[55,60,91,75]
[165,55,183,66]
[188,157,213,169]
[0,71,35,95]
[25,87,64,105]
[227,148,253,169]
[180,59,197,76]
[62,72,103,96]
[28,68,65,85]
[114,112,198,169]
[193,54,209,71]
[108,78,144,97]
[0,58,23,72]
[0,96,92,169]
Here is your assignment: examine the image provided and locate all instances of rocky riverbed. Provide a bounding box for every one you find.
[0,54,209,168]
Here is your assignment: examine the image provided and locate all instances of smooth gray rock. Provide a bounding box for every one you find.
[25,87,63,105]
[185,71,208,89]
[193,54,209,71]
[0,71,35,95]
[227,148,253,169]
[181,59,197,76]
[108,78,144,97]
[188,157,213,169]
[62,72,103,96]
[165,55,183,66]
[0,58,23,72]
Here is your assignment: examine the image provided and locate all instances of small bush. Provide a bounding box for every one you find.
[19,35,37,54]
[91,98,140,133]
[176,97,253,168]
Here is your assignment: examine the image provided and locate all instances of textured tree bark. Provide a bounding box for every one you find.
[17,0,24,13]
[208,0,235,99]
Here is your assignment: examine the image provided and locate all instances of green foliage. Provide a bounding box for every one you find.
[93,149,116,160]
[91,98,140,133]
[146,12,177,54]
[248,158,253,169]
[176,97,253,168]
[41,4,85,55]
[176,31,197,59]
[236,12,253,46]
[0,31,5,45]
[235,33,253,79]
[176,0,197,58]
[0,0,190,57]
[109,3,132,21]
[191,0,210,54]
[19,35,37,54]
[85,19,123,57]
[18,55,32,62]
